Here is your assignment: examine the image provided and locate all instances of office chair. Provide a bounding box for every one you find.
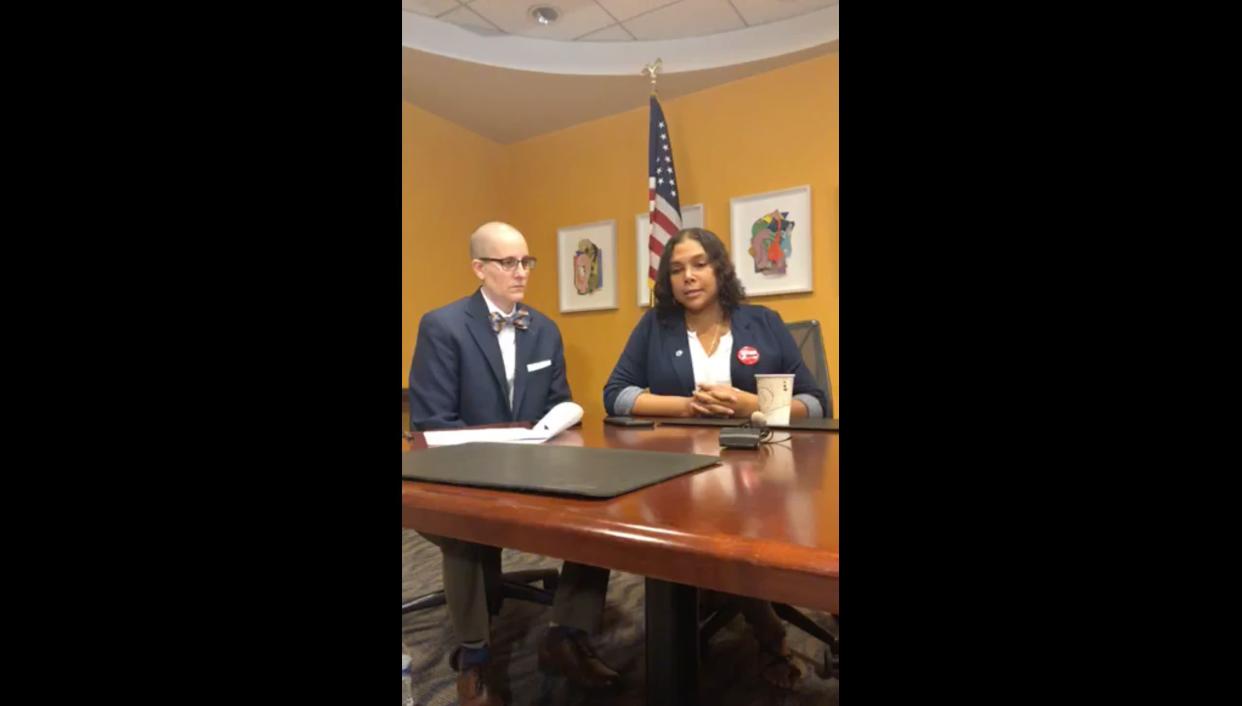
[699,601,838,679]
[700,319,839,678]
[784,320,834,418]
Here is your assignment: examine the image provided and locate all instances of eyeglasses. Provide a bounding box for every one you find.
[478,257,538,272]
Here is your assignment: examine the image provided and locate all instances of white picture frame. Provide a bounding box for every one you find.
[634,203,704,306]
[730,185,812,297]
[557,220,618,313]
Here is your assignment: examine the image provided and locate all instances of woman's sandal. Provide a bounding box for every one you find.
[758,640,803,689]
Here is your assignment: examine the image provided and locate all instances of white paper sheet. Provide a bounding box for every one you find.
[422,402,584,447]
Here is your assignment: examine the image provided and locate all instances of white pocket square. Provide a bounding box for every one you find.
[527,359,552,372]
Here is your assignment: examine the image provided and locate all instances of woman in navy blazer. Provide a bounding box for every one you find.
[604,228,830,420]
[603,228,831,688]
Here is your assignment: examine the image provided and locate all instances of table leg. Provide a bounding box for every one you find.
[644,577,698,706]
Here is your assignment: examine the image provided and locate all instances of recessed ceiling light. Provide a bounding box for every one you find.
[530,5,559,26]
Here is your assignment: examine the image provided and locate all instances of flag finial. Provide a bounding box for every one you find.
[642,58,663,96]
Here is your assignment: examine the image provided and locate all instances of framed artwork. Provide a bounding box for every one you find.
[634,203,704,306]
[730,185,812,297]
[557,220,617,313]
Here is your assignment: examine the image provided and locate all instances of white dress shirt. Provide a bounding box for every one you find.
[688,329,733,388]
[480,289,517,408]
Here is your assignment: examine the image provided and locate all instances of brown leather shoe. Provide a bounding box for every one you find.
[450,649,505,706]
[538,628,620,689]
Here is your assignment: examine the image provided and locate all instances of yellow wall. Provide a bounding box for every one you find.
[402,102,505,382]
[403,52,839,419]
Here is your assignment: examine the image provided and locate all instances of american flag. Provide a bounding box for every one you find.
[646,96,682,304]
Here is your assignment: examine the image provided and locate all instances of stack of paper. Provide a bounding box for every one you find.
[422,402,583,447]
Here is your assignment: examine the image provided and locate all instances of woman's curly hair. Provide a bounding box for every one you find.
[653,228,747,315]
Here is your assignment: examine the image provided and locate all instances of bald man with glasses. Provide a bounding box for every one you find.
[407,222,617,706]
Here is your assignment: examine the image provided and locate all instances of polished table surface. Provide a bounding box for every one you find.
[401,419,838,613]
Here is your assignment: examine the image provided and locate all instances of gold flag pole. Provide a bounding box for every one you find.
[642,58,662,96]
[641,59,662,307]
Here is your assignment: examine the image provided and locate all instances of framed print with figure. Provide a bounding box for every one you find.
[557,220,617,313]
[730,186,812,297]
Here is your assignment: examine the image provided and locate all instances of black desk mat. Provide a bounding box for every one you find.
[402,443,720,498]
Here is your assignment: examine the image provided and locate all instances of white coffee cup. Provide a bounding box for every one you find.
[754,374,795,425]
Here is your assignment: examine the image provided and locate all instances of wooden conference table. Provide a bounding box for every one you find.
[401,419,838,705]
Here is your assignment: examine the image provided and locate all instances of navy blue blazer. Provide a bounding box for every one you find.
[603,304,830,417]
[408,289,572,430]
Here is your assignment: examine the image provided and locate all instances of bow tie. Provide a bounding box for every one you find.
[489,309,530,333]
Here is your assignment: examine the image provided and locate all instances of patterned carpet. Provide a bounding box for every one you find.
[402,530,839,706]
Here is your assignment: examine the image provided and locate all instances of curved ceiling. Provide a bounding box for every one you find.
[402,1,839,74]
[401,1,839,143]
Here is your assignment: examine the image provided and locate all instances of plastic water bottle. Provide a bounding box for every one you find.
[402,653,414,706]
